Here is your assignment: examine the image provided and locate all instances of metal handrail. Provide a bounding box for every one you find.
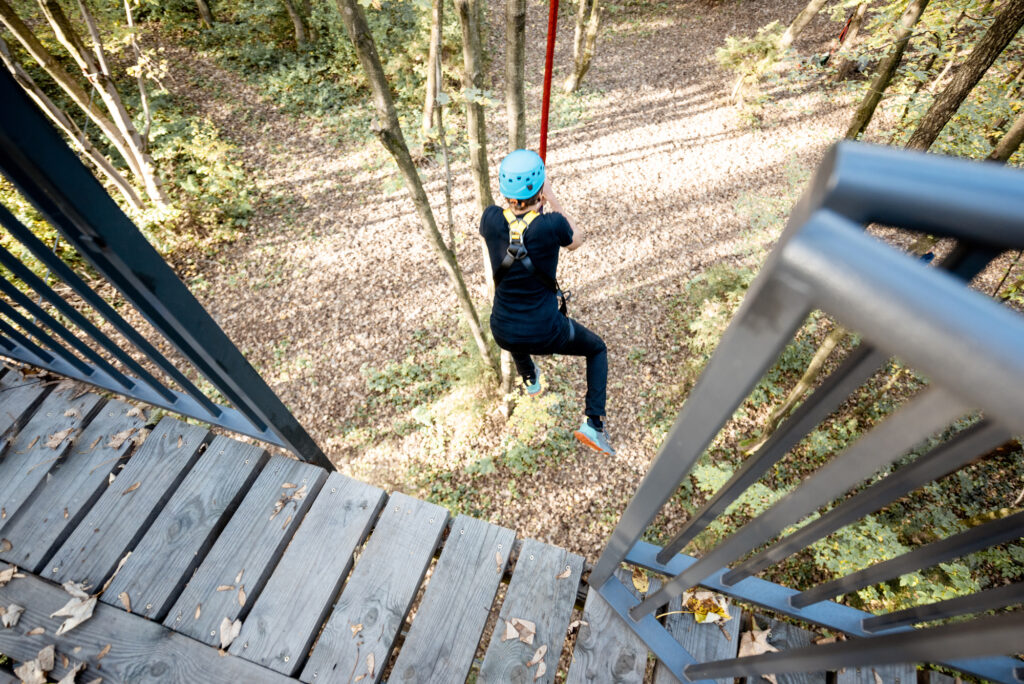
[592,142,1024,683]
[0,68,330,469]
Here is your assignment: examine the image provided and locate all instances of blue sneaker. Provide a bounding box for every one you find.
[524,372,543,397]
[574,421,616,455]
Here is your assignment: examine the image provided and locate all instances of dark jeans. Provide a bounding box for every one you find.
[493,318,607,418]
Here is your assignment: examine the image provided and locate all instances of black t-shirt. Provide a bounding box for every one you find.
[479,205,573,344]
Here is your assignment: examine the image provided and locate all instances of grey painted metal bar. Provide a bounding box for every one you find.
[0,265,133,388]
[625,541,1022,683]
[590,274,813,588]
[792,510,1024,608]
[0,300,90,373]
[631,387,967,620]
[0,316,53,364]
[862,581,1024,633]
[0,241,165,395]
[684,611,1024,682]
[723,419,1009,584]
[0,203,205,409]
[658,344,884,562]
[0,69,328,466]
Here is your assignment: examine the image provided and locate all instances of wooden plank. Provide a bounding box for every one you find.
[567,569,663,683]
[743,617,826,684]
[837,663,917,684]
[231,472,386,675]
[653,597,742,684]
[479,538,584,684]
[0,399,146,573]
[0,385,103,526]
[0,367,51,445]
[47,417,210,589]
[0,669,15,684]
[390,515,517,683]
[102,435,268,620]
[0,572,295,683]
[163,454,326,647]
[300,493,449,684]
[922,672,957,684]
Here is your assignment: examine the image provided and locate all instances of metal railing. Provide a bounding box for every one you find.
[591,142,1024,683]
[0,68,330,469]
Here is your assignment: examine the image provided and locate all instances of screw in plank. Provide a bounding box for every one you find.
[284,656,290,662]
[530,555,535,561]
[243,642,248,649]
[331,488,336,493]
[146,604,152,611]
[52,567,57,573]
[210,631,215,636]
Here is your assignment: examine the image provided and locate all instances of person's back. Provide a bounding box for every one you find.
[480,149,616,456]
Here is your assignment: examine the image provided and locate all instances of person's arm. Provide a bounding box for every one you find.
[542,180,584,250]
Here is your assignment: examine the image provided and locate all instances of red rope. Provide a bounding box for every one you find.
[539,0,559,162]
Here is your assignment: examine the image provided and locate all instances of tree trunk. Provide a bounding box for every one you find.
[0,35,144,210]
[300,0,318,42]
[333,0,498,380]
[195,0,214,27]
[0,0,147,189]
[989,108,1024,162]
[833,2,869,81]
[282,0,308,46]
[778,0,828,51]
[905,0,1024,150]
[124,0,152,147]
[39,0,168,205]
[845,0,930,140]
[454,0,494,213]
[563,0,600,93]
[422,0,442,137]
[505,0,526,149]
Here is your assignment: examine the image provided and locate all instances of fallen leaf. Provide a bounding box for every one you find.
[120,482,141,496]
[281,515,292,530]
[738,624,779,684]
[350,623,363,637]
[873,670,883,684]
[194,604,201,620]
[108,473,115,485]
[61,654,68,668]
[13,658,45,684]
[495,551,502,573]
[630,566,649,594]
[366,652,375,677]
[2,603,24,628]
[176,435,183,448]
[63,508,69,520]
[555,566,571,580]
[511,617,536,644]
[566,619,588,633]
[44,427,74,449]
[27,626,44,636]
[105,428,135,449]
[1,507,5,519]
[354,676,365,683]
[502,619,518,641]
[526,644,547,667]
[97,643,111,660]
[18,435,40,452]
[99,553,131,595]
[51,596,97,636]
[118,592,131,612]
[216,585,235,592]
[534,660,547,681]
[87,436,101,451]
[64,408,81,420]
[0,565,15,586]
[56,661,85,684]
[293,484,307,500]
[235,569,244,584]
[237,586,246,607]
[281,482,297,489]
[219,617,242,649]
[37,643,55,671]
[62,581,89,600]
[126,406,146,419]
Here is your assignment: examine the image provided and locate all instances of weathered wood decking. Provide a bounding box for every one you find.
[0,368,925,683]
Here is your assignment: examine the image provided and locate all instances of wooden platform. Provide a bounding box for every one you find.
[0,369,925,683]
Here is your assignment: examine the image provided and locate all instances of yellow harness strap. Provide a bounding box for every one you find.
[503,209,540,242]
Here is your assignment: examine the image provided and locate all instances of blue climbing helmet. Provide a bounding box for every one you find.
[498,149,545,200]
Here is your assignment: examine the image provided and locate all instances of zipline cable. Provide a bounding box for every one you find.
[539,0,559,161]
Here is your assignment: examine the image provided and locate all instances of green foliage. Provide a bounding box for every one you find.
[500,391,577,475]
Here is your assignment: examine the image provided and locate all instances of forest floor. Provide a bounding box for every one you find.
[159,0,1012,560]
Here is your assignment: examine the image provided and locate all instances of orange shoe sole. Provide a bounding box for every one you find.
[574,430,608,454]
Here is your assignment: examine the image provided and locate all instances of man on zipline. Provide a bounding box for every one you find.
[480,149,615,456]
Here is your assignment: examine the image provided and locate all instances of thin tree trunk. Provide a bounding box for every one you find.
[0,35,144,210]
[905,0,1024,150]
[505,0,526,149]
[124,0,152,147]
[300,0,318,42]
[41,0,168,205]
[778,0,828,51]
[888,33,942,143]
[563,0,600,93]
[422,0,442,137]
[282,0,308,46]
[454,0,494,213]
[195,0,214,27]
[833,2,869,81]
[0,0,146,187]
[989,107,1024,162]
[845,0,930,140]
[334,0,498,380]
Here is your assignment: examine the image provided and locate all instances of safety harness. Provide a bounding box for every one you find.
[494,209,570,315]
